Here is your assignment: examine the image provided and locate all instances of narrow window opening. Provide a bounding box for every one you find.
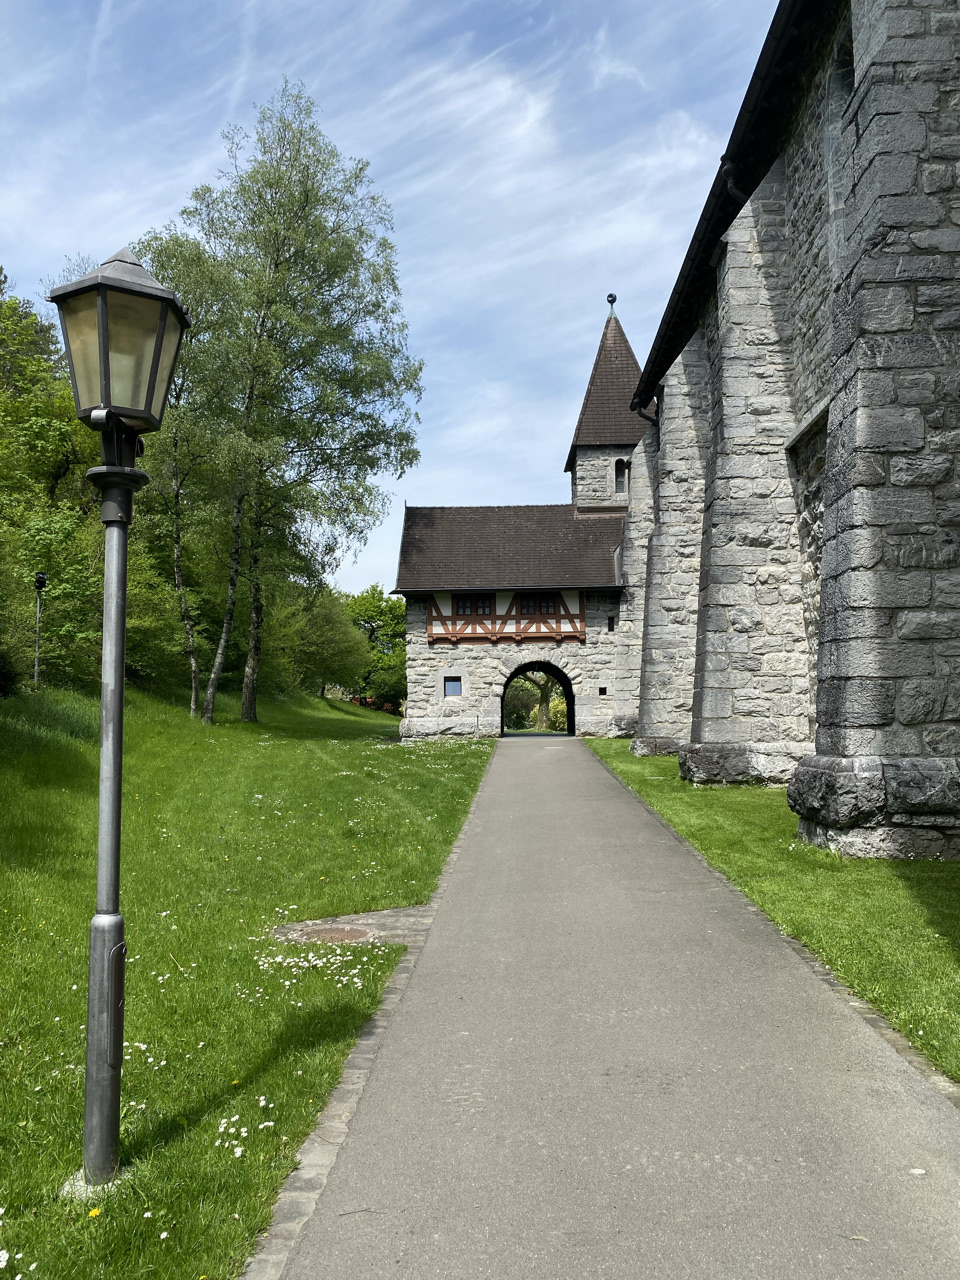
[444,677,462,697]
[607,616,615,632]
[614,459,629,495]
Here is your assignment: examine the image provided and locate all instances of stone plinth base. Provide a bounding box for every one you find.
[400,716,500,739]
[630,736,684,757]
[578,715,637,739]
[679,740,812,785]
[789,755,960,859]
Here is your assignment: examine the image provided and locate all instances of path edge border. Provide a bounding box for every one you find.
[583,740,960,1113]
[240,742,498,1280]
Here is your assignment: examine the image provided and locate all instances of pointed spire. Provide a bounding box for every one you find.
[563,303,645,472]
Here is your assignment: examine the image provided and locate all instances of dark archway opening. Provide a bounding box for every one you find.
[500,662,575,736]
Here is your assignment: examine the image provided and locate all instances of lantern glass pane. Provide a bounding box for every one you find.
[60,291,100,411]
[106,290,162,412]
[149,311,183,419]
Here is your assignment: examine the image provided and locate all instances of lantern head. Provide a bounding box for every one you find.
[49,248,190,432]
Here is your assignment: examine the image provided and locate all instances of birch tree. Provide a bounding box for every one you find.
[141,81,421,722]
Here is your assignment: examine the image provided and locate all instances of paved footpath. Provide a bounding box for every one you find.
[276,738,960,1278]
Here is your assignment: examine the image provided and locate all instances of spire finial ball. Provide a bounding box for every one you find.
[607,293,617,306]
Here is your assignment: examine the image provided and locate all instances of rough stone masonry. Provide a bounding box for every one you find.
[630,0,960,857]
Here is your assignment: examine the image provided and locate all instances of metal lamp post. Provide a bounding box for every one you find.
[34,572,48,685]
[49,249,189,1187]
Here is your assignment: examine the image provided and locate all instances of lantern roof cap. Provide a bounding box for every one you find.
[48,247,190,326]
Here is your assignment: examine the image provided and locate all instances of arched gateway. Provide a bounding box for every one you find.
[501,661,576,736]
[393,301,649,741]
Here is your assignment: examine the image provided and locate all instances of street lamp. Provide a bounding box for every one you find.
[34,572,48,686]
[49,249,189,1187]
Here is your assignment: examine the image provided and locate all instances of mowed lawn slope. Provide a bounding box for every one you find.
[0,689,492,1279]
[589,743,960,1086]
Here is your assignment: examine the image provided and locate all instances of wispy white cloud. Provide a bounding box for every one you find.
[1,0,777,589]
[589,22,648,91]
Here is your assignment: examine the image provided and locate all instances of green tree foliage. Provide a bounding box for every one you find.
[0,275,183,692]
[343,583,407,712]
[503,676,539,730]
[0,86,418,710]
[258,585,370,697]
[137,81,421,724]
[502,671,568,731]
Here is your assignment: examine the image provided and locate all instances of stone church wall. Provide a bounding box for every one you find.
[788,0,960,857]
[675,160,814,784]
[632,338,711,754]
[639,0,960,854]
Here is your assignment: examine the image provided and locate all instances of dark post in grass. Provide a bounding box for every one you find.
[50,250,189,1187]
[34,571,47,685]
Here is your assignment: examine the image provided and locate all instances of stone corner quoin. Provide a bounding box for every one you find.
[395,0,960,860]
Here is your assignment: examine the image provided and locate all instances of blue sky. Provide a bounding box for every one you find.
[1,0,775,591]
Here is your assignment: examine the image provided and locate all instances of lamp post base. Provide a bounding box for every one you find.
[83,912,126,1186]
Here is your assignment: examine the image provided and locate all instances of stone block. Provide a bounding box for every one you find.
[821,529,884,577]
[883,756,960,815]
[890,455,953,485]
[838,568,931,608]
[934,570,960,608]
[799,819,953,860]
[787,754,885,827]
[823,452,887,502]
[897,530,960,568]
[897,677,948,723]
[819,607,894,641]
[820,638,935,677]
[876,36,955,64]
[818,678,896,727]
[897,609,960,639]
[850,405,925,452]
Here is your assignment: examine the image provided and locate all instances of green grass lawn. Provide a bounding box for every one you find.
[0,688,492,1279]
[589,742,960,1084]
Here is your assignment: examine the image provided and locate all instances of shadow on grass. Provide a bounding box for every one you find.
[120,992,390,1166]
[887,859,960,974]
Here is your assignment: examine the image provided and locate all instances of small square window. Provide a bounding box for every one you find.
[444,677,462,696]
[598,687,607,697]
[456,597,472,616]
[520,596,537,615]
[475,595,492,616]
[540,595,555,615]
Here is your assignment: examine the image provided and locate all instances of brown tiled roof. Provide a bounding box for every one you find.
[394,505,623,592]
[564,315,646,472]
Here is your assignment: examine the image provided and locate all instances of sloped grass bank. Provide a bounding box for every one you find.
[0,689,492,1279]
[588,743,960,1084]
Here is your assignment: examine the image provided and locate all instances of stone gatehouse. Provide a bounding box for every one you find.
[397,0,960,860]
[396,308,650,739]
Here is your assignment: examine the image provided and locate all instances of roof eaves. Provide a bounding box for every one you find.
[631,0,848,412]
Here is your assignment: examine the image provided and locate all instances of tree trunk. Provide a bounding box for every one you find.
[535,679,553,731]
[171,431,202,716]
[201,486,245,725]
[241,558,263,723]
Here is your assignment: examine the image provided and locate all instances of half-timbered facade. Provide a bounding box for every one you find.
[396,309,650,738]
